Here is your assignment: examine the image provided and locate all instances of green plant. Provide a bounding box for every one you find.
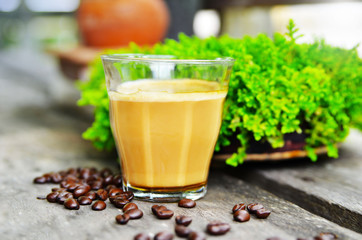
[77,20,362,166]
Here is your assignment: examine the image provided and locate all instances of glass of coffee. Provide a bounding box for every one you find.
[101,54,234,202]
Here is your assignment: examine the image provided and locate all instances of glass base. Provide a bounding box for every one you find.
[123,182,207,202]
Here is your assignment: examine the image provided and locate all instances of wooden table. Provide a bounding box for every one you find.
[0,49,361,240]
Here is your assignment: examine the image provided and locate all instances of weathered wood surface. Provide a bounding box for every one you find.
[1,49,362,239]
[231,130,362,233]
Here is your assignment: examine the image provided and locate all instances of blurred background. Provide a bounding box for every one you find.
[0,0,361,102]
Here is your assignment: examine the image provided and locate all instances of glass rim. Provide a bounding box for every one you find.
[101,53,235,65]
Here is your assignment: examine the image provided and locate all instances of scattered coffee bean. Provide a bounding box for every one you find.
[188,232,206,240]
[51,187,63,192]
[154,231,174,240]
[175,215,192,226]
[100,168,113,177]
[85,191,96,201]
[124,209,143,219]
[178,199,196,208]
[105,184,117,192]
[233,209,250,222]
[247,203,264,213]
[256,208,271,219]
[51,173,63,183]
[96,189,108,201]
[64,198,80,210]
[67,183,80,192]
[78,196,92,205]
[115,214,130,225]
[155,209,174,219]
[73,185,91,198]
[175,225,192,238]
[112,198,130,209]
[206,221,231,235]
[56,191,73,204]
[134,233,151,240]
[90,180,103,190]
[113,175,123,187]
[109,188,124,197]
[232,203,246,213]
[103,175,114,186]
[46,192,59,203]
[123,203,138,212]
[92,200,106,211]
[33,176,47,184]
[151,205,167,215]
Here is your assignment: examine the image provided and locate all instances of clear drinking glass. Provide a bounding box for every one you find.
[101,54,234,202]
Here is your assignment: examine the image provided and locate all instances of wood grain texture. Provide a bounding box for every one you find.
[230,130,362,233]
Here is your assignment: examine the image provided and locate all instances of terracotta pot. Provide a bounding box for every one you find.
[77,0,170,48]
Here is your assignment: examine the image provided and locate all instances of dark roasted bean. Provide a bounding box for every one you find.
[101,168,113,177]
[247,203,264,213]
[188,232,205,240]
[134,233,151,240]
[80,168,91,179]
[33,176,47,184]
[64,198,80,210]
[233,210,250,222]
[85,191,96,200]
[112,198,129,208]
[155,209,174,219]
[96,189,108,201]
[154,231,173,240]
[115,214,130,225]
[206,221,231,235]
[108,188,124,197]
[175,215,192,226]
[232,203,246,213]
[92,200,106,211]
[46,192,59,203]
[123,203,138,212]
[50,173,63,183]
[178,199,196,208]
[67,183,80,192]
[105,184,117,192]
[151,205,167,215]
[124,209,143,219]
[104,175,114,186]
[51,187,64,192]
[43,174,52,182]
[113,175,123,187]
[256,208,271,219]
[73,185,91,198]
[78,196,92,205]
[56,192,73,204]
[175,225,192,238]
[90,181,103,190]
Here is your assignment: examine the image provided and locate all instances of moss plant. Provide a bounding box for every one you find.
[77,20,362,166]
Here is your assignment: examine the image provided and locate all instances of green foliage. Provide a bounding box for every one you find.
[77,20,362,165]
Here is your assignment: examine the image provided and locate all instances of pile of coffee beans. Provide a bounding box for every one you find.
[231,202,271,222]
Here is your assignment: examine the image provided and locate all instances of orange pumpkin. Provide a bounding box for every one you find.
[77,0,170,48]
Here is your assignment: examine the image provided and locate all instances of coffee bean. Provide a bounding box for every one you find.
[178,199,196,208]
[96,189,108,201]
[92,200,106,211]
[105,184,117,192]
[51,173,63,183]
[256,208,271,219]
[104,175,114,186]
[80,168,91,179]
[115,214,130,225]
[134,233,151,240]
[154,231,173,240]
[232,203,246,213]
[175,215,192,226]
[151,205,167,215]
[314,232,338,240]
[155,209,174,219]
[36,196,46,200]
[56,191,73,204]
[100,168,113,177]
[247,203,264,213]
[188,232,206,240]
[206,221,231,235]
[175,225,192,238]
[233,209,250,222]
[78,196,92,205]
[43,174,52,182]
[33,176,47,184]
[73,185,91,198]
[64,198,80,210]
[112,198,130,209]
[108,188,124,197]
[67,183,81,192]
[124,209,143,219]
[113,175,123,187]
[90,180,103,190]
[123,203,138,212]
[46,192,59,203]
[85,191,96,200]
